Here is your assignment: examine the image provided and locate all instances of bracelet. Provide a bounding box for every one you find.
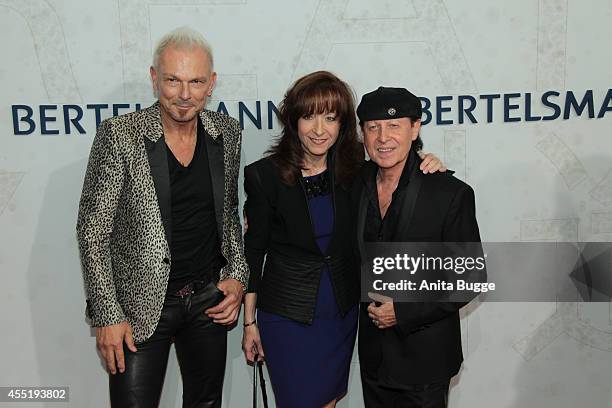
[243,320,257,327]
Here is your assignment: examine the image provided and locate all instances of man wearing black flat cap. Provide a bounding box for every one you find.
[352,87,482,407]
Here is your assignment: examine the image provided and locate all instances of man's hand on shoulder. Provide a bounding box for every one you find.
[205,278,244,326]
[96,321,137,375]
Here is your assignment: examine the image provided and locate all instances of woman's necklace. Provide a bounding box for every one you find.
[301,165,327,177]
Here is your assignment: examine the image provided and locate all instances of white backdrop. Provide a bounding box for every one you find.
[1,1,611,407]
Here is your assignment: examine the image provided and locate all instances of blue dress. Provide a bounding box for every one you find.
[258,172,359,407]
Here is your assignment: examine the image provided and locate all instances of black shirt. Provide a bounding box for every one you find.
[363,150,417,243]
[359,150,418,372]
[166,121,224,294]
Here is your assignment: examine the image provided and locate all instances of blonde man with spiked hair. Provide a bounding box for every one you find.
[77,26,247,407]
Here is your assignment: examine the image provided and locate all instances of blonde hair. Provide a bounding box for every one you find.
[152,26,213,70]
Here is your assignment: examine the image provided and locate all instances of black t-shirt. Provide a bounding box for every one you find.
[166,121,224,294]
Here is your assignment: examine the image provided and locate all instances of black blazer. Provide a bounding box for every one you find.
[353,154,482,386]
[244,155,359,324]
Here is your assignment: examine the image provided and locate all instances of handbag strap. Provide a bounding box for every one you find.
[252,355,269,408]
[252,356,258,407]
[257,360,269,408]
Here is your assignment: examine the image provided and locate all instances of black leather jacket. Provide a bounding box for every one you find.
[244,156,359,324]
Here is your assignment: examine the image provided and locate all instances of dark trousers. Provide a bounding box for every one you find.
[109,282,227,408]
[361,369,449,408]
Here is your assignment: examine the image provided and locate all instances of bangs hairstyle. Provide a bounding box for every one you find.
[268,71,364,185]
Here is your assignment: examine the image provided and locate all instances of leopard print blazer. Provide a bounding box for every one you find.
[76,102,248,343]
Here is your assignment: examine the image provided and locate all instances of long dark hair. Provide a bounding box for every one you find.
[267,71,364,185]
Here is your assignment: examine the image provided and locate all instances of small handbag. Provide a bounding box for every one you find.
[252,354,269,408]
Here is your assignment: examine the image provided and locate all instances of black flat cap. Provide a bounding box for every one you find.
[356,86,422,123]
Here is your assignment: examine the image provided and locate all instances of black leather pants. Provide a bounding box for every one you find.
[109,282,227,408]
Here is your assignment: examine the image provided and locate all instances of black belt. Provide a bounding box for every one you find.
[172,280,213,297]
[169,263,222,297]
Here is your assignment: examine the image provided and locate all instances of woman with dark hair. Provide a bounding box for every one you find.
[241,71,443,407]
